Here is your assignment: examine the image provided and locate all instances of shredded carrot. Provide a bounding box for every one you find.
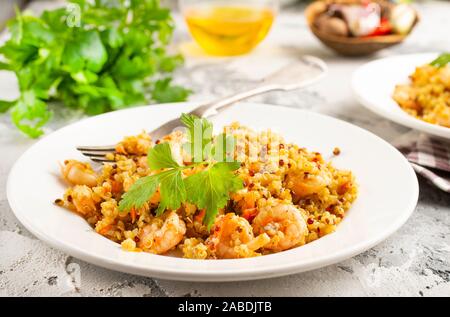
[194,209,206,223]
[337,182,351,195]
[99,224,113,235]
[130,208,137,223]
[149,190,160,204]
[111,180,122,194]
[242,208,258,222]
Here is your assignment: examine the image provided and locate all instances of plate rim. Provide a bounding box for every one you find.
[351,52,450,140]
[6,102,419,281]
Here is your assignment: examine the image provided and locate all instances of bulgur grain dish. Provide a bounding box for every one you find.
[393,57,450,128]
[56,117,357,259]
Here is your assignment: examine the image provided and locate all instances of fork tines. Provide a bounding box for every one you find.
[76,145,116,163]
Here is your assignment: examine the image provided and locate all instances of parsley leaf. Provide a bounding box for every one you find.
[0,100,16,113]
[148,142,180,170]
[119,143,186,214]
[118,174,159,213]
[155,169,186,216]
[11,91,52,138]
[152,78,192,103]
[185,162,243,228]
[62,30,108,73]
[430,53,450,68]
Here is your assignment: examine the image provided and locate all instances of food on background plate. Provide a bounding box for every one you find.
[393,53,450,128]
[55,114,358,259]
[0,0,191,138]
[314,0,416,38]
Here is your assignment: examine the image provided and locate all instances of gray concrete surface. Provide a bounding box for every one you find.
[0,1,449,297]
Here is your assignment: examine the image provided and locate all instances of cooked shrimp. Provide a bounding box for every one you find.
[61,160,97,187]
[286,170,332,198]
[439,65,450,88]
[69,185,97,215]
[252,203,307,252]
[138,211,186,254]
[206,213,270,259]
[393,85,419,111]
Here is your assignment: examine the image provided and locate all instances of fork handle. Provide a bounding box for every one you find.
[189,56,327,118]
[189,84,283,118]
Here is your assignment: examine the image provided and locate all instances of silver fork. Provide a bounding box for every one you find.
[77,55,327,163]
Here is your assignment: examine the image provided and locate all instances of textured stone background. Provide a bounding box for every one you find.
[0,1,449,297]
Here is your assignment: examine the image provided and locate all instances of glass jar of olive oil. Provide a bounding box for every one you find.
[179,0,279,56]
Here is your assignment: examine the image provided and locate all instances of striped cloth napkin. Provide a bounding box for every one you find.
[395,132,450,193]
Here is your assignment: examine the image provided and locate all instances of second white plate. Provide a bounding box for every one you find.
[352,53,450,140]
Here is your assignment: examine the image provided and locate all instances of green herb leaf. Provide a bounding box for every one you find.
[120,141,185,213]
[62,30,108,73]
[101,28,124,49]
[9,7,23,44]
[10,91,52,138]
[0,61,12,71]
[155,169,186,216]
[159,55,184,73]
[430,53,450,68]
[148,142,180,170]
[41,8,67,31]
[152,78,192,103]
[0,100,16,113]
[185,162,243,228]
[118,174,159,213]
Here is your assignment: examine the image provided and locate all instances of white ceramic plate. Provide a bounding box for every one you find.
[7,103,419,281]
[352,53,450,140]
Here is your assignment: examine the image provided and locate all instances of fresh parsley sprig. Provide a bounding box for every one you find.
[118,114,243,228]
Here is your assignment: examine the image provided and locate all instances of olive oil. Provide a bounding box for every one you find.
[184,5,275,56]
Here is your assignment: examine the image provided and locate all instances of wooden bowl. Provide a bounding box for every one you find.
[305,0,419,56]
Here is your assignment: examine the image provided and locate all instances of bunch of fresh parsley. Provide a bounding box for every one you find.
[0,0,191,138]
[119,114,243,229]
